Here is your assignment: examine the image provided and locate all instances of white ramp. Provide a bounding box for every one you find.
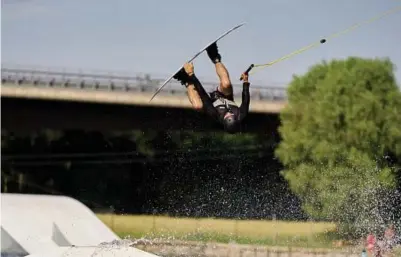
[1,193,158,257]
[25,245,158,257]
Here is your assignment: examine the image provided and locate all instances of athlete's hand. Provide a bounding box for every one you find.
[240,73,249,83]
[183,62,194,76]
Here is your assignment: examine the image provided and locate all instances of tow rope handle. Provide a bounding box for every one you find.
[239,64,254,81]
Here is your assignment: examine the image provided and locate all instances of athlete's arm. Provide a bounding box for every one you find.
[239,81,250,121]
[189,75,219,120]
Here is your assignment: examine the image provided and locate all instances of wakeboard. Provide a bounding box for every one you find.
[149,23,246,102]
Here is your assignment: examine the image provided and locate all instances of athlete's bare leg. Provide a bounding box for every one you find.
[215,62,233,96]
[207,43,233,97]
[186,83,203,110]
[173,63,203,110]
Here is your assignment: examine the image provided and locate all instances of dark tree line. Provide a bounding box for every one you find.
[1,129,306,220]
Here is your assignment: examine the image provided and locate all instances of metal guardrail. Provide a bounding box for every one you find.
[1,67,288,101]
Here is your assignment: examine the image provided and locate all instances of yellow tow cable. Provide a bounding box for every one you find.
[240,5,401,79]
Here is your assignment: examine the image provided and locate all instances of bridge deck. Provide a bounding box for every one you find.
[1,67,288,113]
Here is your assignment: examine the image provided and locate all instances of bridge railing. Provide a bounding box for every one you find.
[1,67,288,101]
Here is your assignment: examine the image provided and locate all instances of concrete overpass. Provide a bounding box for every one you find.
[1,67,287,133]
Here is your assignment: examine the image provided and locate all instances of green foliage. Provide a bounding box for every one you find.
[275,56,401,236]
[282,153,396,237]
[179,132,260,151]
[277,57,401,167]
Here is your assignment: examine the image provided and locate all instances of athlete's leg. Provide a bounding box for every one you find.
[173,67,203,110]
[206,43,233,97]
[215,62,233,96]
[186,83,203,110]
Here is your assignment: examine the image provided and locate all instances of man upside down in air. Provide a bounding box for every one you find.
[173,42,251,133]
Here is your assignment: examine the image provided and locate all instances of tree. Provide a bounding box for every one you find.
[275,57,401,237]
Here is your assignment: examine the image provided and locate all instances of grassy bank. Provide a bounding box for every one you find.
[97,214,340,248]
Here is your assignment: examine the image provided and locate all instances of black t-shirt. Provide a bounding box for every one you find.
[212,98,241,123]
[189,75,250,124]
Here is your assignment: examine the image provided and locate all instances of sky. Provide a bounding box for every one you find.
[2,0,401,87]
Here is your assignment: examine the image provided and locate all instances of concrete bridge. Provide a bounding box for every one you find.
[1,66,286,133]
[1,67,287,112]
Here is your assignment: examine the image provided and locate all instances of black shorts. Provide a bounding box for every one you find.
[209,87,234,102]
